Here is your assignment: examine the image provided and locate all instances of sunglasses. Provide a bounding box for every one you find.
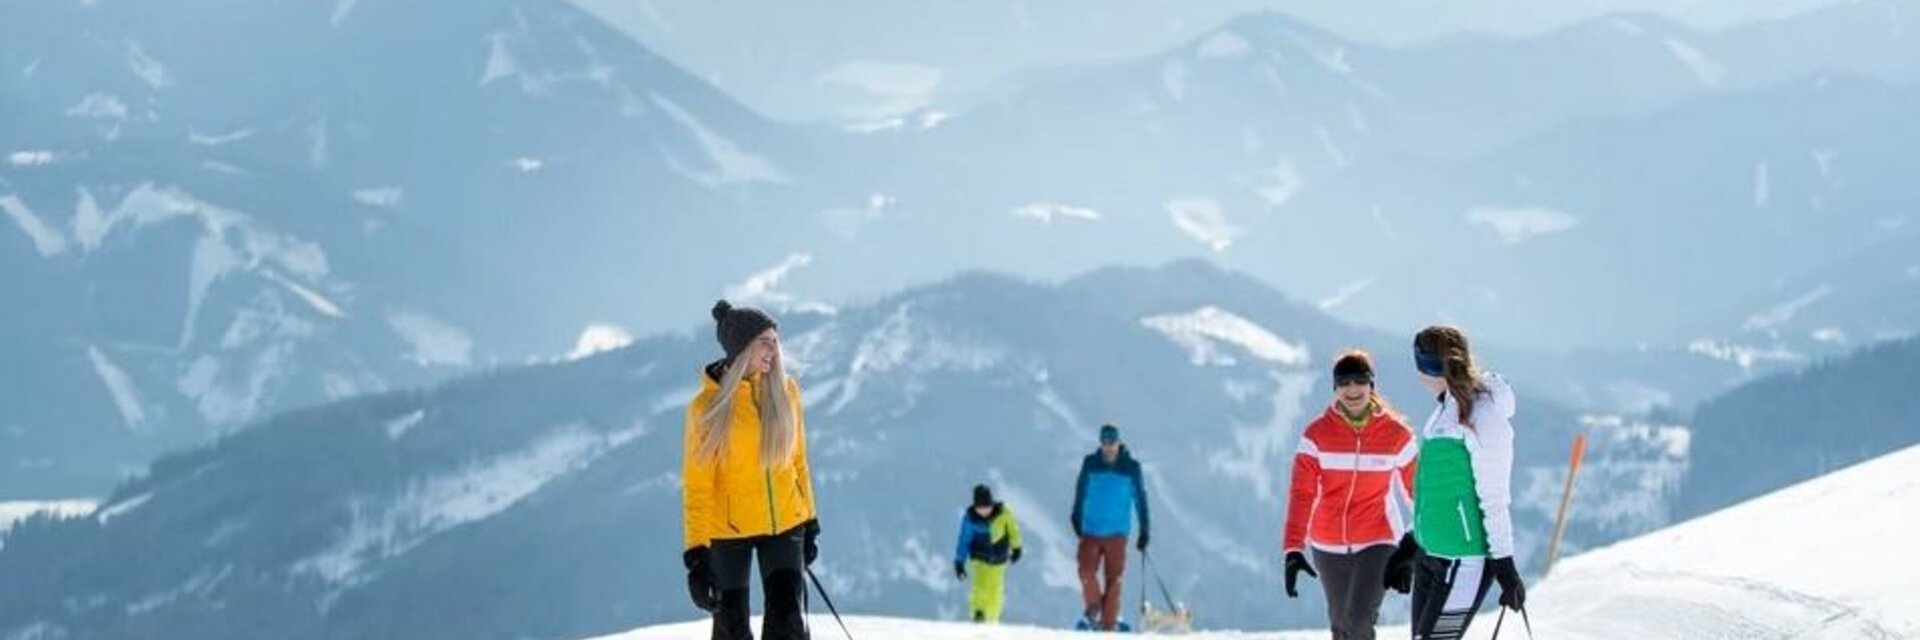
[1334,375,1374,388]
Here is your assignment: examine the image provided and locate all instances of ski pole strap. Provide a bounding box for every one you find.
[804,567,855,640]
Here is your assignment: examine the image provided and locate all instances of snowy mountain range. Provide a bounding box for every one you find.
[889,2,1920,351]
[0,0,846,497]
[1235,72,1920,351]
[568,0,1881,123]
[8,0,1917,503]
[9,260,1916,639]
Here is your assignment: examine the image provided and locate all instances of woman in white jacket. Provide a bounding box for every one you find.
[1382,325,1526,640]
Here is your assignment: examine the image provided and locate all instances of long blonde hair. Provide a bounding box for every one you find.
[695,342,798,469]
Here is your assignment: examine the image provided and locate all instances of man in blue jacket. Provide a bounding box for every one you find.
[1071,423,1150,631]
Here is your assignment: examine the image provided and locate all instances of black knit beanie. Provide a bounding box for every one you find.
[712,300,777,364]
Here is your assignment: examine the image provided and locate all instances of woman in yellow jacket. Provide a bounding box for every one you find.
[683,301,819,640]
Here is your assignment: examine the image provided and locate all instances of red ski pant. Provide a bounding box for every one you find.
[1077,535,1128,630]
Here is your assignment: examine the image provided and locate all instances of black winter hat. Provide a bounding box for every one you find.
[1332,352,1375,386]
[972,484,994,507]
[712,300,777,364]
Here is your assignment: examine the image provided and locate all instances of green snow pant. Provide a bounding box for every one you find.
[968,559,1008,622]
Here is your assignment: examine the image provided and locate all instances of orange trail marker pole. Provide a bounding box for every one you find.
[1544,433,1589,576]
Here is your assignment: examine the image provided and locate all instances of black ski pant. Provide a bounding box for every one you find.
[1311,545,1395,640]
[1410,553,1494,640]
[709,525,809,640]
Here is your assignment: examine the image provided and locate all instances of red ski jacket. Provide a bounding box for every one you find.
[1283,404,1417,554]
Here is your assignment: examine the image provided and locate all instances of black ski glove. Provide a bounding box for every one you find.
[954,560,968,581]
[1489,556,1526,610]
[1383,533,1420,594]
[802,519,821,566]
[684,547,719,612]
[1010,548,1023,564]
[1283,551,1317,598]
[1136,531,1150,552]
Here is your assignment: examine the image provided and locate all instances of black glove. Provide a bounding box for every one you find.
[1383,533,1420,594]
[1010,548,1023,565]
[684,547,719,612]
[802,519,821,566]
[1135,531,1150,552]
[1489,556,1526,610]
[954,560,968,580]
[1283,551,1317,598]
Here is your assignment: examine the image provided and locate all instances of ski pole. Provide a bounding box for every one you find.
[804,566,855,640]
[1489,603,1536,640]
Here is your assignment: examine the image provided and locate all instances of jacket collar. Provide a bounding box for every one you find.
[1090,445,1134,467]
[1321,400,1384,429]
[966,503,1004,522]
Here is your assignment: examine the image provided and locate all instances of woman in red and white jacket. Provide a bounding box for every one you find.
[1281,349,1416,640]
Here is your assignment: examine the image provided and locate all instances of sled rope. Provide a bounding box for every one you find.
[1141,549,1179,612]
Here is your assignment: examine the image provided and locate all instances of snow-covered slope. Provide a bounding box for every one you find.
[1521,441,1920,638]
[0,502,96,533]
[588,616,1322,640]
